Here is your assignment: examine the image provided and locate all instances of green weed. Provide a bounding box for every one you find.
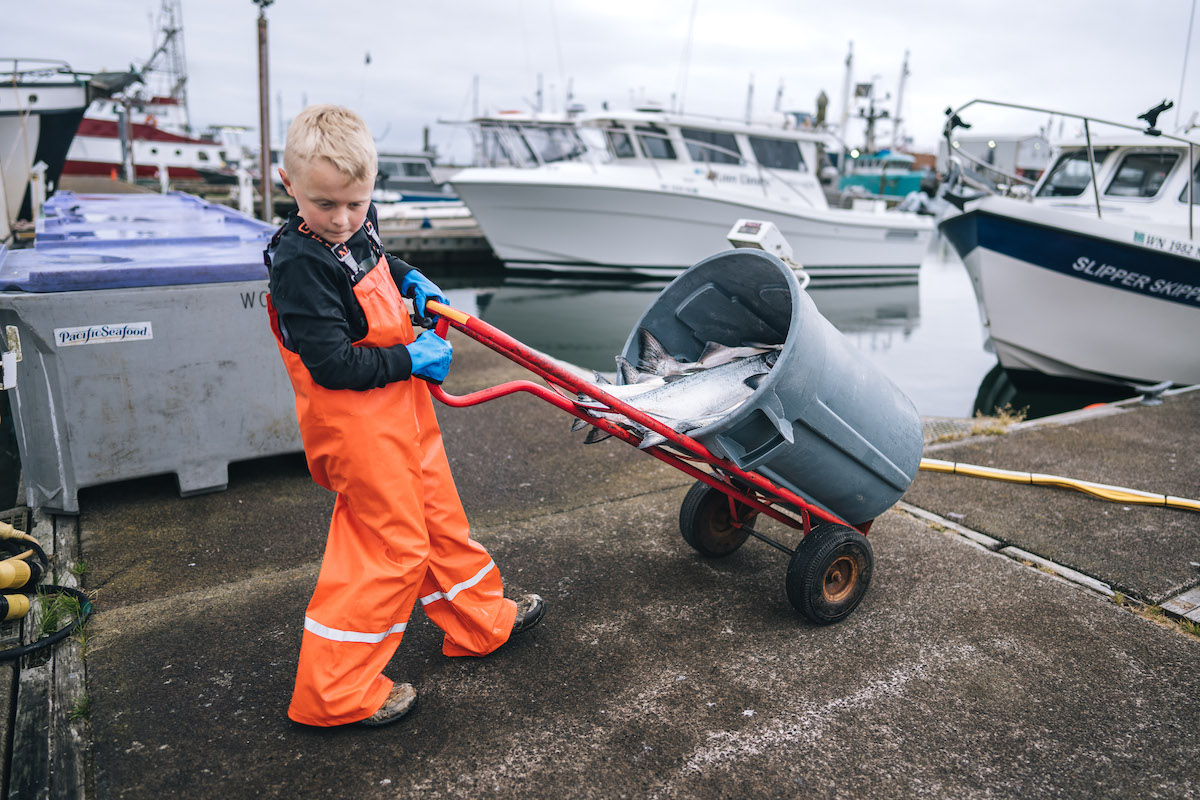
[69,692,91,720]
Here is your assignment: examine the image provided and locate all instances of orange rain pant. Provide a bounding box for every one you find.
[268,256,515,726]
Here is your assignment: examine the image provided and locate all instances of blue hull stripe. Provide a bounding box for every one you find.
[939,210,1200,310]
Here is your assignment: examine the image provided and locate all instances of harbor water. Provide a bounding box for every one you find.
[438,238,1000,420]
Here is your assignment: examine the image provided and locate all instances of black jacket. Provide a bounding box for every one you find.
[266,205,419,391]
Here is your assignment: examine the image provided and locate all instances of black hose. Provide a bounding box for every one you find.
[0,585,93,662]
[0,538,47,569]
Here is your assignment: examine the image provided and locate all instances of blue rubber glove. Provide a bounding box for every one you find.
[406,329,452,383]
[399,269,448,320]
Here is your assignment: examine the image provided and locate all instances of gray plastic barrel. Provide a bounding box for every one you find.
[620,249,923,525]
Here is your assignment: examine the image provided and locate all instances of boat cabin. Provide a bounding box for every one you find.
[577,110,826,176]
[1031,137,1200,233]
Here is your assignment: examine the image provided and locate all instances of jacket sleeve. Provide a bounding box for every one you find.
[269,237,414,390]
[386,255,415,289]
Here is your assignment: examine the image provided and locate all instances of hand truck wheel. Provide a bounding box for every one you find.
[786,523,873,625]
[678,480,756,558]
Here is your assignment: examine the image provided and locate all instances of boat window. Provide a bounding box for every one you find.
[520,125,585,164]
[748,136,806,171]
[579,128,612,162]
[681,128,741,164]
[403,162,431,178]
[635,125,676,160]
[1179,161,1200,204]
[606,129,636,158]
[197,151,209,162]
[1035,149,1114,197]
[479,125,537,167]
[1105,152,1178,197]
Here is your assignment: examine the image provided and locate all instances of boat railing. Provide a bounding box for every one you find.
[1,58,79,81]
[945,98,1200,239]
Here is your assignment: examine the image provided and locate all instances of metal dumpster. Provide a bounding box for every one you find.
[619,248,924,525]
[0,191,301,513]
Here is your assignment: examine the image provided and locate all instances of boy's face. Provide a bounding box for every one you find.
[279,159,375,244]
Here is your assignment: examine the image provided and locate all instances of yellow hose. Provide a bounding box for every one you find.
[919,458,1200,512]
[0,521,38,544]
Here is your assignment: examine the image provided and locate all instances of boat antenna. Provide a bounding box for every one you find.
[1178,0,1197,130]
[745,74,755,124]
[774,78,784,113]
[549,0,567,111]
[839,42,854,131]
[676,0,699,114]
[891,50,910,149]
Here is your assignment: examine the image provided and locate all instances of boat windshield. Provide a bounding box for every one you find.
[1180,161,1200,204]
[1103,151,1178,198]
[635,125,676,160]
[478,125,536,167]
[1036,149,1114,197]
[606,129,637,159]
[380,160,431,179]
[520,125,588,164]
[681,128,742,164]
[476,123,591,167]
[749,136,807,171]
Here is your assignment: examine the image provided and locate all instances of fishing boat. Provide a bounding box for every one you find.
[63,97,230,184]
[837,150,928,200]
[0,58,92,243]
[61,0,234,185]
[939,99,1200,392]
[449,107,934,283]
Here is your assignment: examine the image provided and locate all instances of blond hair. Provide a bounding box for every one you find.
[283,105,377,182]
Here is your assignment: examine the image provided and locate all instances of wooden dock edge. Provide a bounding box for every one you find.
[6,508,88,800]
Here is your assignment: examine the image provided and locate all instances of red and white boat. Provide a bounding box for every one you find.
[62,96,231,183]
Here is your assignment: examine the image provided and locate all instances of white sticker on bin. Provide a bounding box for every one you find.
[54,322,154,348]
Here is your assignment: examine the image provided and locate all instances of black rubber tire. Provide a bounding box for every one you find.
[678,480,755,558]
[786,523,873,625]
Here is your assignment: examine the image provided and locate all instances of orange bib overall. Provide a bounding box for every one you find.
[267,245,515,726]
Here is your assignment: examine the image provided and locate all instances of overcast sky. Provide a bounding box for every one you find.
[14,0,1200,163]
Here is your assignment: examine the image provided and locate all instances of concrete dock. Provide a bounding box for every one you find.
[3,331,1198,799]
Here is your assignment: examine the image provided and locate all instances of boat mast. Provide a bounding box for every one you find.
[891,50,909,150]
[839,42,853,132]
[141,0,191,133]
[1178,0,1197,130]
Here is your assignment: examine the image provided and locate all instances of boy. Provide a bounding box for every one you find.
[264,105,544,728]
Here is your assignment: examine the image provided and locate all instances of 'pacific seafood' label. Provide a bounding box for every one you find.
[54,322,153,347]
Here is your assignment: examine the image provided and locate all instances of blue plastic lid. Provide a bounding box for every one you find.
[0,191,276,292]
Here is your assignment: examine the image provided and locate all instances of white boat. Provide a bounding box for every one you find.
[0,58,91,243]
[939,99,1200,391]
[374,151,459,203]
[449,107,934,283]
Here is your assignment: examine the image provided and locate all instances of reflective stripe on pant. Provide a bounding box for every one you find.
[267,255,515,727]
